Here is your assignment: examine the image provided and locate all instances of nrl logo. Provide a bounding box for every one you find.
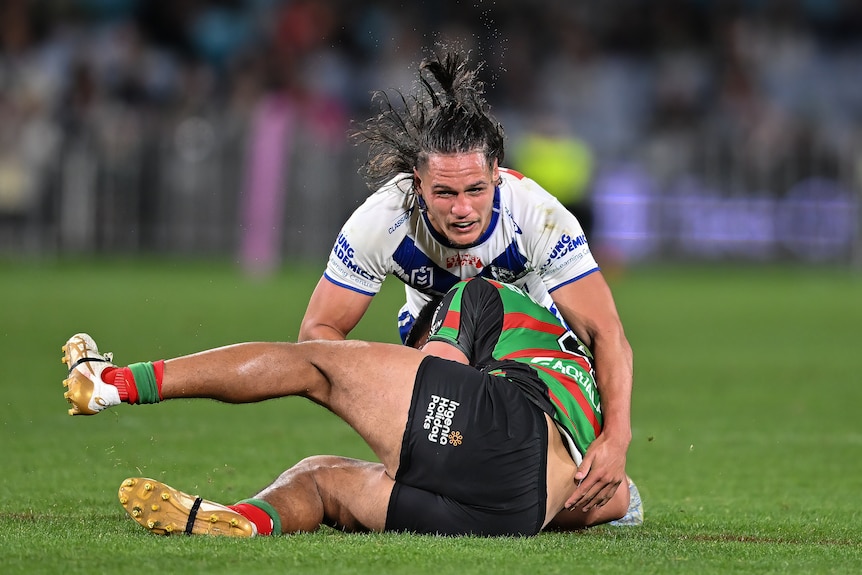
[410,266,434,288]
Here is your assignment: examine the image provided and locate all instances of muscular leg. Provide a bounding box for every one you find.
[253,455,394,533]
[160,340,425,474]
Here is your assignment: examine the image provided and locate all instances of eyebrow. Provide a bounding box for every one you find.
[431,179,489,192]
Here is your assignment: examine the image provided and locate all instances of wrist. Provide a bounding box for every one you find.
[599,423,632,447]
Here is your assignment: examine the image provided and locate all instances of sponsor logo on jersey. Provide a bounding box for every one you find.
[504,205,522,234]
[531,357,602,413]
[332,233,375,281]
[424,394,462,445]
[540,252,586,277]
[388,208,413,234]
[543,233,588,269]
[410,266,434,288]
[446,254,484,269]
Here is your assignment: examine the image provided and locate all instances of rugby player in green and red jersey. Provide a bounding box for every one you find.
[60,278,640,537]
[407,277,642,529]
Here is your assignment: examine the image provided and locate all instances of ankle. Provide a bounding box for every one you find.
[229,501,279,536]
[101,367,137,403]
[100,361,164,405]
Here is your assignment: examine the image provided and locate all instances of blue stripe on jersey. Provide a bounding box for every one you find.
[547,266,600,293]
[391,236,462,294]
[323,271,377,296]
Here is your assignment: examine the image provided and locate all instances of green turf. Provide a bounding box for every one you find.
[1,259,860,574]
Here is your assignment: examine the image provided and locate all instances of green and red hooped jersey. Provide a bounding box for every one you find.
[426,277,602,455]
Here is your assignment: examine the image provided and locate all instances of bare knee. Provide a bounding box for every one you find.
[288,455,347,476]
[273,455,347,494]
[255,456,346,534]
[294,456,387,532]
[260,456,387,534]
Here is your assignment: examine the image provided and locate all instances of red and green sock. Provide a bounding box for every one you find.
[229,499,281,536]
[101,361,165,404]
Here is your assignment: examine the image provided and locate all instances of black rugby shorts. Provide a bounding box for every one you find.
[384,356,548,536]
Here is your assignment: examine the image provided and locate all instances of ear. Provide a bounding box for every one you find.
[412,167,421,191]
[413,167,425,206]
[491,158,500,183]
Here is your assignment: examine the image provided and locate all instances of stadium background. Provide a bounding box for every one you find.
[0,0,860,271]
[2,3,861,571]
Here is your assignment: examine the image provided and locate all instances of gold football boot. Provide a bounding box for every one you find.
[118,477,256,537]
[61,333,120,415]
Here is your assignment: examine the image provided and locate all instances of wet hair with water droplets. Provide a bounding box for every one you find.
[353,44,505,191]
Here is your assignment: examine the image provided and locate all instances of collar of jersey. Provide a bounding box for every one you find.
[421,186,501,249]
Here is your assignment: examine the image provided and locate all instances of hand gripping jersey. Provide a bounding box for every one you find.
[323,168,600,341]
[427,277,603,459]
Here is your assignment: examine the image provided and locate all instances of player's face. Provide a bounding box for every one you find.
[414,152,499,248]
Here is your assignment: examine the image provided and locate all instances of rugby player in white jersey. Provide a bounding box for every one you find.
[299,46,635,519]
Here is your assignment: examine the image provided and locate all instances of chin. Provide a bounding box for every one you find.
[448,236,478,248]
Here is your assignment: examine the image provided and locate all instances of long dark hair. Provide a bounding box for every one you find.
[353,44,505,191]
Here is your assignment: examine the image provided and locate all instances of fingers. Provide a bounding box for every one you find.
[566,473,622,512]
[567,482,603,511]
[574,456,592,482]
[567,436,628,511]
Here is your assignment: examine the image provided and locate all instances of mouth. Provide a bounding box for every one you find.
[451,220,478,231]
[449,221,479,235]
[445,220,481,246]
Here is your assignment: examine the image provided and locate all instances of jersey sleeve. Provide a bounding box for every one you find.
[322,186,407,296]
[427,279,503,366]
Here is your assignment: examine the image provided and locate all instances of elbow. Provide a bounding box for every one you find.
[298,320,348,342]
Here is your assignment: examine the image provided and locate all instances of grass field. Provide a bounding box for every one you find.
[1,258,860,574]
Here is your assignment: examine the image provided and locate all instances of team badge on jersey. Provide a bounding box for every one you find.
[488,264,528,284]
[411,266,434,289]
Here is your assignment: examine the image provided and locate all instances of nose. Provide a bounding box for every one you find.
[451,194,472,218]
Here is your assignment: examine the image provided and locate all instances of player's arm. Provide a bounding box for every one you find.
[298,277,374,341]
[551,272,633,511]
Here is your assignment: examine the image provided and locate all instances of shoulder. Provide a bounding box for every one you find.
[352,174,414,215]
[430,278,504,346]
[499,168,568,215]
[462,276,500,295]
[456,277,505,309]
[342,175,416,238]
[330,175,417,276]
[500,168,555,198]
[498,168,579,230]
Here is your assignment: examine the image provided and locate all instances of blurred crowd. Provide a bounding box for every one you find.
[1,0,860,262]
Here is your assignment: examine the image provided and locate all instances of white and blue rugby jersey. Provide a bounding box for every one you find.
[323,167,600,340]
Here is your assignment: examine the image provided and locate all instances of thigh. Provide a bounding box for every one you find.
[299,340,427,473]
